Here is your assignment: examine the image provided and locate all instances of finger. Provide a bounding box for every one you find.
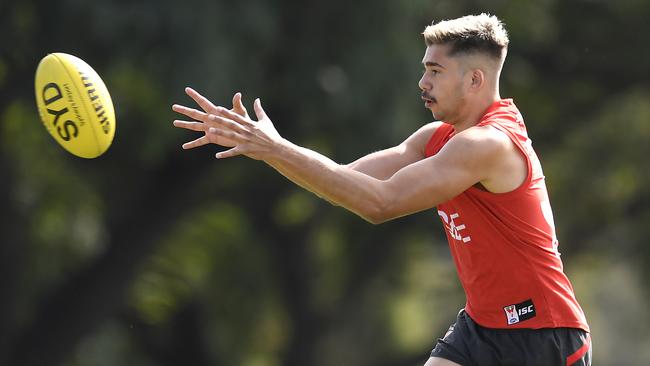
[214,108,254,127]
[172,104,208,121]
[232,92,242,107]
[253,98,268,120]
[232,92,248,117]
[208,126,244,141]
[186,87,219,114]
[208,114,250,134]
[173,120,207,132]
[182,135,210,149]
[216,146,244,159]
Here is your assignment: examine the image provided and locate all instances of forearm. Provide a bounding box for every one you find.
[179,100,407,221]
[265,140,390,223]
[265,159,334,203]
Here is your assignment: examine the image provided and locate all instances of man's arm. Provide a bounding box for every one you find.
[266,123,440,200]
[174,97,517,224]
[344,122,441,180]
[172,89,439,197]
[261,129,505,223]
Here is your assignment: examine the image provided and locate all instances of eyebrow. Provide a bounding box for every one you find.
[423,61,445,69]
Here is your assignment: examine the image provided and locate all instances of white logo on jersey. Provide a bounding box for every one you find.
[504,305,519,324]
[437,210,471,243]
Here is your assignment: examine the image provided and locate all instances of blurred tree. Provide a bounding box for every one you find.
[1,0,649,365]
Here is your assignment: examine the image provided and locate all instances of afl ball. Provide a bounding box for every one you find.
[35,53,115,158]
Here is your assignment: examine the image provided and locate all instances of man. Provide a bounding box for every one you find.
[172,13,590,366]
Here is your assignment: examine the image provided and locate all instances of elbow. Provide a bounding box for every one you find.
[359,200,395,225]
[365,215,390,225]
[356,184,401,225]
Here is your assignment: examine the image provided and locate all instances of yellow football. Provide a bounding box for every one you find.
[34,53,116,158]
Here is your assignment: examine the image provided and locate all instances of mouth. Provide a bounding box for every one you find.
[422,96,436,108]
[421,92,436,107]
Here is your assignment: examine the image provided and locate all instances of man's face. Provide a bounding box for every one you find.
[418,44,467,122]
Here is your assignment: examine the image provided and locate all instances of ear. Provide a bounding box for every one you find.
[469,69,485,91]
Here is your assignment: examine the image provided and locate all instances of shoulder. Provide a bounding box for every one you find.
[449,125,513,156]
[435,125,517,175]
[402,121,445,156]
[407,121,444,142]
[444,125,527,192]
[418,121,445,135]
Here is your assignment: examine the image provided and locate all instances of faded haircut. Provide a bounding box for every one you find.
[423,13,509,60]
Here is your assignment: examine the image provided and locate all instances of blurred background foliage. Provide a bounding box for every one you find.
[1,0,649,365]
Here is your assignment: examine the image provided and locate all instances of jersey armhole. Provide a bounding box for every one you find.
[424,123,455,158]
[467,123,533,199]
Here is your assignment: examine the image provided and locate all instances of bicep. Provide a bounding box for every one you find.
[377,132,499,221]
[346,122,440,180]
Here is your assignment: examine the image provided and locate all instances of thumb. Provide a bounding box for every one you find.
[253,98,267,121]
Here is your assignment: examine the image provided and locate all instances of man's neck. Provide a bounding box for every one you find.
[452,93,501,132]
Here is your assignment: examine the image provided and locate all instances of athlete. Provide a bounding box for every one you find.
[172,13,591,366]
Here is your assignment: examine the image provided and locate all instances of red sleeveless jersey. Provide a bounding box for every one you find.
[425,99,589,331]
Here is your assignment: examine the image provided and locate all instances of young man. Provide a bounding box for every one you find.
[173,13,590,366]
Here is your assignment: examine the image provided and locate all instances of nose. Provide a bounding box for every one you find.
[418,73,430,91]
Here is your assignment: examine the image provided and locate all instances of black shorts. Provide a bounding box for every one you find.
[430,309,591,366]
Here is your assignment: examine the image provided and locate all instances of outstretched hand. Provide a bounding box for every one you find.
[172,88,283,160]
[172,87,247,149]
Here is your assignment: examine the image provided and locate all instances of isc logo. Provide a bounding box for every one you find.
[503,299,536,325]
[519,305,534,315]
